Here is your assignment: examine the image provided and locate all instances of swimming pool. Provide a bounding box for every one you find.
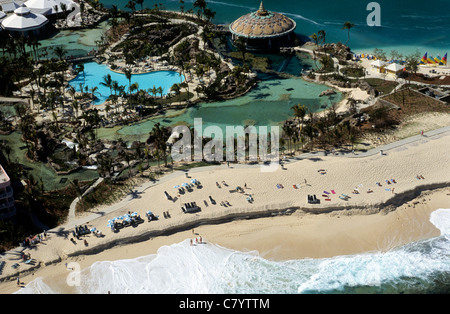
[69,62,184,105]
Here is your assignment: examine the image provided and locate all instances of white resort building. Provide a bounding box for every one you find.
[1,6,49,35]
[0,0,75,35]
[0,164,16,220]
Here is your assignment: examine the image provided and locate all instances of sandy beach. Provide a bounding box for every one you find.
[0,129,449,294]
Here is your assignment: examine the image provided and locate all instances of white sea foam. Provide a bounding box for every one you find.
[430,208,450,236]
[14,209,450,294]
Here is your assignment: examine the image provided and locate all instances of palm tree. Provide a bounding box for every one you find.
[157,86,164,98]
[291,104,307,143]
[149,123,171,167]
[53,45,67,61]
[282,124,294,154]
[124,68,132,97]
[100,74,113,96]
[75,63,85,87]
[60,3,68,25]
[136,0,144,11]
[125,0,136,16]
[234,37,247,63]
[318,29,326,51]
[179,0,185,13]
[342,21,354,46]
[193,0,207,19]
[170,83,181,102]
[310,33,319,48]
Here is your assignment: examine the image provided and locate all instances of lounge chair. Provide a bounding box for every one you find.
[307,194,320,204]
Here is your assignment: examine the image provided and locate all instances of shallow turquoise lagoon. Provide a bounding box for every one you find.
[99,72,342,142]
[69,62,184,104]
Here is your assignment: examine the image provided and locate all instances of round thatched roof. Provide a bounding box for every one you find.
[229,2,296,39]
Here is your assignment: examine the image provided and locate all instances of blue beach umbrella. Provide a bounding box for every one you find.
[174,185,180,189]
[90,227,96,232]
[182,183,189,187]
[190,179,197,184]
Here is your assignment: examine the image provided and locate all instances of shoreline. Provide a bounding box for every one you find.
[0,129,449,293]
[0,186,447,294]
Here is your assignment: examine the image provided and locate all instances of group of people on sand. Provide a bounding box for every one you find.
[190,229,203,246]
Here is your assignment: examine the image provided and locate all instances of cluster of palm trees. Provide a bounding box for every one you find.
[281,103,360,154]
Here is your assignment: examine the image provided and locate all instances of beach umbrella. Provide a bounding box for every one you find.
[182,183,189,187]
[174,185,180,189]
[90,227,96,232]
[131,212,137,217]
[190,179,197,183]
[147,210,153,215]
[107,223,113,228]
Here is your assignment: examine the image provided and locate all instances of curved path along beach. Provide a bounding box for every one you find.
[0,127,449,293]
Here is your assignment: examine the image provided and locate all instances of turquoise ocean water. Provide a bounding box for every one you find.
[100,0,450,57]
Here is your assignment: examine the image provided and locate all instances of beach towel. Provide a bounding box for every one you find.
[385,188,391,192]
[331,190,336,194]
[323,191,330,194]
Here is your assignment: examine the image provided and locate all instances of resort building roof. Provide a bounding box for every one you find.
[0,0,21,13]
[370,60,387,68]
[24,0,74,15]
[1,5,48,32]
[229,1,296,39]
[385,63,405,72]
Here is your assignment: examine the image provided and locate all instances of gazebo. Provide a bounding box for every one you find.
[229,1,297,52]
[1,6,49,36]
[385,63,405,77]
[370,59,387,73]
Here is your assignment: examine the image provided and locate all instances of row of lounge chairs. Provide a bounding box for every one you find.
[112,215,144,231]
[182,202,200,213]
[307,194,320,204]
[73,225,91,238]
